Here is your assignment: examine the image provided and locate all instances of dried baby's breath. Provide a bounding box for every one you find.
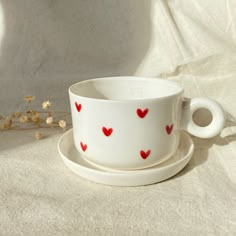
[42,101,51,109]
[5,117,12,128]
[31,112,40,122]
[19,115,29,123]
[31,111,39,116]
[46,116,53,125]
[24,95,35,102]
[35,131,43,140]
[1,95,71,138]
[58,120,66,129]
[12,112,21,118]
[1,123,11,129]
[31,116,40,123]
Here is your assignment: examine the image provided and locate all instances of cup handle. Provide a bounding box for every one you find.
[181,97,225,138]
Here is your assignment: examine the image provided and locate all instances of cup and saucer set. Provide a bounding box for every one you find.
[58,77,225,186]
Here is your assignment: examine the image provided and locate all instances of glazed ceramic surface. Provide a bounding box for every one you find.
[58,129,194,186]
[69,77,224,170]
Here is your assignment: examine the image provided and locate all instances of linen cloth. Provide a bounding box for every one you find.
[0,0,236,235]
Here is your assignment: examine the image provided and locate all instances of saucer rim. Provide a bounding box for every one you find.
[58,129,194,175]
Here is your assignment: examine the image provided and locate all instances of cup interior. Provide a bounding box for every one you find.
[69,77,183,101]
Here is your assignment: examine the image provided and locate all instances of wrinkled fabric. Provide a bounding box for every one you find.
[0,0,235,235]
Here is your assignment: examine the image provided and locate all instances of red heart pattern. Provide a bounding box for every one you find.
[166,124,174,135]
[76,106,174,161]
[137,108,148,118]
[80,142,87,152]
[140,150,151,159]
[102,127,113,136]
[75,102,82,112]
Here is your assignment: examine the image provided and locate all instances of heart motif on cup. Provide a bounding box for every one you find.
[166,124,174,135]
[102,127,113,136]
[140,150,151,159]
[137,108,148,118]
[80,142,87,152]
[75,102,82,112]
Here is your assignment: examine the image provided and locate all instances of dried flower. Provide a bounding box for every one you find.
[31,111,39,116]
[5,116,13,128]
[35,131,43,140]
[26,110,33,115]
[12,112,21,118]
[42,101,51,109]
[46,116,53,125]
[19,116,29,123]
[30,112,40,122]
[2,95,71,135]
[31,115,40,123]
[58,120,66,129]
[1,123,11,129]
[24,95,35,102]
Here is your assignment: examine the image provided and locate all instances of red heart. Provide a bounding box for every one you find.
[75,102,82,112]
[137,108,148,118]
[166,124,174,135]
[80,142,87,152]
[102,127,113,136]
[140,150,151,159]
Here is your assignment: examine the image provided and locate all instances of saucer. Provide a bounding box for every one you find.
[58,129,194,186]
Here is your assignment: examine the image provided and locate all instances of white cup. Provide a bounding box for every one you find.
[69,77,225,170]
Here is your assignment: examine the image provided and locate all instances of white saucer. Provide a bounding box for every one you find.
[58,129,194,186]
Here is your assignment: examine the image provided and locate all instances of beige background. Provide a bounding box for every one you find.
[0,0,236,235]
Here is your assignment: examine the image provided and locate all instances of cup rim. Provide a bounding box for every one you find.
[69,76,184,102]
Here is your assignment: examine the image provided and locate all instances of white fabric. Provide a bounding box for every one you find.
[0,0,236,235]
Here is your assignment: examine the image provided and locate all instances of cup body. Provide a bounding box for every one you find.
[69,77,184,170]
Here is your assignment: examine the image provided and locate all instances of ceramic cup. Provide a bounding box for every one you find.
[69,77,225,170]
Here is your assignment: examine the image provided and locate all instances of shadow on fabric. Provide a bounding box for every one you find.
[172,111,236,181]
